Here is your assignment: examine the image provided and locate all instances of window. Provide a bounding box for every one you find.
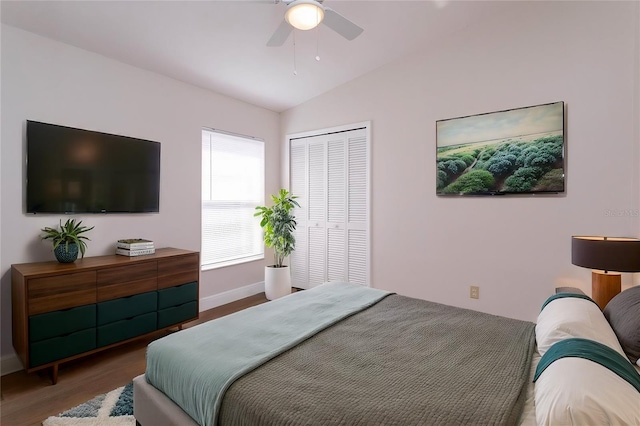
[202,129,264,269]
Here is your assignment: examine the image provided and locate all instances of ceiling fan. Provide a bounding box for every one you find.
[267,0,364,47]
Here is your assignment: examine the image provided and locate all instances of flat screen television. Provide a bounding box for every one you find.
[436,101,565,195]
[26,120,161,213]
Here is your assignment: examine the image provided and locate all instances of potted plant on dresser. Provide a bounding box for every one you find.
[255,189,300,300]
[41,218,94,263]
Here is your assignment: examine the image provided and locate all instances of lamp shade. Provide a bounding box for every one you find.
[285,0,325,31]
[571,236,640,272]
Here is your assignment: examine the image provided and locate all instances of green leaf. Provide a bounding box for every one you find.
[41,218,94,258]
[254,189,300,266]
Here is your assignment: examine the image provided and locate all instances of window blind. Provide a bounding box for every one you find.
[201,129,264,269]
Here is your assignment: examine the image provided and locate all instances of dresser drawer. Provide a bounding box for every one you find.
[97,262,157,302]
[29,304,96,343]
[97,291,157,326]
[157,254,199,290]
[30,328,96,368]
[158,301,197,329]
[97,312,157,347]
[28,271,96,315]
[157,282,198,310]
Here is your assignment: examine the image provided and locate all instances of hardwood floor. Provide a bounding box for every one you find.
[0,293,268,426]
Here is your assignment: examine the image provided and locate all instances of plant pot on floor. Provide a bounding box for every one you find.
[54,243,79,263]
[265,265,291,300]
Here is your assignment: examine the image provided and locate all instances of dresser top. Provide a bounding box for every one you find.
[12,247,198,278]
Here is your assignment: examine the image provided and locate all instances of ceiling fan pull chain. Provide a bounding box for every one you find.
[315,7,320,61]
[316,20,320,61]
[293,30,298,75]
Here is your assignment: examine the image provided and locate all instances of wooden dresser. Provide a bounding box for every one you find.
[11,247,199,384]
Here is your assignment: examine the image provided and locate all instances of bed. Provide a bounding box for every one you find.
[133,282,640,426]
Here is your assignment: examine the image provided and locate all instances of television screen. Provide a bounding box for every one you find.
[436,101,565,195]
[26,121,161,213]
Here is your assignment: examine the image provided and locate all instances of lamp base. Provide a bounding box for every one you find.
[591,271,621,310]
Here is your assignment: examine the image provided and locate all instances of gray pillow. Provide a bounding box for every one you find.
[603,286,640,363]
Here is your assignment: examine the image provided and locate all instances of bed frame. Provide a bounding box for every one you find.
[133,374,197,426]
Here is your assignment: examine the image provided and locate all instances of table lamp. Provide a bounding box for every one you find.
[571,236,640,310]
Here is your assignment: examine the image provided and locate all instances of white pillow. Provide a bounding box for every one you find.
[535,357,640,425]
[535,296,625,357]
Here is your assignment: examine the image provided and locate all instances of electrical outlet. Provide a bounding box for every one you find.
[470,286,479,299]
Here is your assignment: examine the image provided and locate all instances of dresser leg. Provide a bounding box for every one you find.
[178,324,183,330]
[51,364,59,385]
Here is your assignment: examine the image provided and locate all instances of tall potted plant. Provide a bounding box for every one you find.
[41,218,94,263]
[254,189,300,300]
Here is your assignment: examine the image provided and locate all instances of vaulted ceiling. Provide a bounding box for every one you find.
[1,1,503,112]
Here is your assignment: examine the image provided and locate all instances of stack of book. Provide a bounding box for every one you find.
[115,239,155,256]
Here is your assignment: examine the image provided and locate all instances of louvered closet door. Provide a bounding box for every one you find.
[326,136,346,282]
[289,141,307,287]
[307,141,327,287]
[289,126,369,289]
[346,131,368,285]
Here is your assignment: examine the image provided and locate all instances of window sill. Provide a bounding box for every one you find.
[201,254,264,271]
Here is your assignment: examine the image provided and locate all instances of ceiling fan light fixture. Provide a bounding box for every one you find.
[285,0,325,31]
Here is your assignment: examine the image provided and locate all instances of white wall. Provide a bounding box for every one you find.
[281,1,640,322]
[0,25,281,361]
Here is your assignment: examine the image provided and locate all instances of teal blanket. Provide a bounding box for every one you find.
[540,293,598,311]
[534,338,640,393]
[145,282,391,426]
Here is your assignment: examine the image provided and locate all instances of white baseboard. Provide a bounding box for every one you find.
[199,281,265,312]
[1,353,23,376]
[1,282,265,376]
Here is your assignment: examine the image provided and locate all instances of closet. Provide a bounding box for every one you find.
[288,126,370,289]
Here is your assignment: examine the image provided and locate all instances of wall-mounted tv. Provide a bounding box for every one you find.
[26,120,161,213]
[436,101,565,195]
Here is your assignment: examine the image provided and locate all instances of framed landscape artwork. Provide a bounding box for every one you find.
[436,101,565,195]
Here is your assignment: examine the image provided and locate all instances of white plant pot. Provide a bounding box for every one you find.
[265,265,292,300]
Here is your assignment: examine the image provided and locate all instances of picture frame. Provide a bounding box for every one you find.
[436,101,565,195]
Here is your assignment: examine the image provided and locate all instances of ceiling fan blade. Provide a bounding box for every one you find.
[267,19,293,46]
[322,7,363,41]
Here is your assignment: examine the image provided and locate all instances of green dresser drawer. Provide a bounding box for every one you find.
[157,282,197,310]
[158,301,197,329]
[97,291,157,326]
[29,304,96,343]
[96,312,157,348]
[30,328,96,367]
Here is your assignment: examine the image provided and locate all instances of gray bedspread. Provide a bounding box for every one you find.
[146,283,390,426]
[219,294,536,426]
